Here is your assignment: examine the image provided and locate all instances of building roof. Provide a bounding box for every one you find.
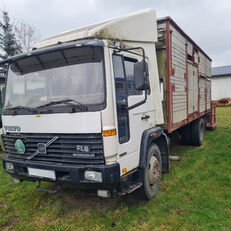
[212,65,231,77]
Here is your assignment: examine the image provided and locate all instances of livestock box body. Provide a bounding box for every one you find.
[156,17,212,133]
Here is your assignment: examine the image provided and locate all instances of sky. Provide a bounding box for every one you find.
[0,0,230,67]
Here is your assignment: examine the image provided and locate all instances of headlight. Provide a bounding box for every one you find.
[84,170,102,182]
[5,162,14,171]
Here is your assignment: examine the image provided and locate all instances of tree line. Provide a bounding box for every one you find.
[0,10,38,60]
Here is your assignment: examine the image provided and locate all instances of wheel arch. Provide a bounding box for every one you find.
[139,127,169,173]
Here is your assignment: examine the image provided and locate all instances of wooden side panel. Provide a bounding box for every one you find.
[188,63,198,114]
[194,51,199,64]
[193,65,198,112]
[199,52,206,76]
[198,51,212,112]
[206,79,211,109]
[206,60,212,77]
[170,25,187,124]
[188,64,194,114]
[199,77,206,112]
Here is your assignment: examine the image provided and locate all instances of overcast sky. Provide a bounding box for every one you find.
[0,0,230,67]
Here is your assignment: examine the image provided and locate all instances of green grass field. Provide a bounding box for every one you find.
[0,106,231,231]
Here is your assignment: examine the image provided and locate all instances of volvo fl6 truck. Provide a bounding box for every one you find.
[0,9,216,199]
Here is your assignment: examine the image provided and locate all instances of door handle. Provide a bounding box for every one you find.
[141,115,150,120]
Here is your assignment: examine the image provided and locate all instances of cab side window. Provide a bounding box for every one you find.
[112,54,150,144]
[124,57,143,96]
[112,55,130,143]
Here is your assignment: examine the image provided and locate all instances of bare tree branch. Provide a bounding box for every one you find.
[13,20,39,52]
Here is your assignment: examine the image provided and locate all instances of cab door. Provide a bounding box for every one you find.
[112,52,155,175]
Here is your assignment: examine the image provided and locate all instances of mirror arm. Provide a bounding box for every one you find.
[113,47,146,73]
[117,47,146,69]
[113,46,147,80]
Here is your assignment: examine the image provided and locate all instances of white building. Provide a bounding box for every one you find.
[211,65,231,100]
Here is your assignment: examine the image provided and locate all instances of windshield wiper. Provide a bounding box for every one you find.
[36,99,87,111]
[6,106,36,111]
[5,106,37,115]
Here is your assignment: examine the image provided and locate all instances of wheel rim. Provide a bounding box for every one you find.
[200,122,205,142]
[147,155,161,188]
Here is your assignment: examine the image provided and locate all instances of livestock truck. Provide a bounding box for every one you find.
[0,9,216,199]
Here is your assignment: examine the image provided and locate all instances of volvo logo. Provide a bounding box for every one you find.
[37,143,47,154]
[27,136,59,160]
[15,139,25,154]
[4,126,21,132]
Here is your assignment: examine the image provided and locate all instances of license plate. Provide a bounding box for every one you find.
[28,168,56,180]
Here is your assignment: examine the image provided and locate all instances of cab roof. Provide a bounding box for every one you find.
[35,8,158,49]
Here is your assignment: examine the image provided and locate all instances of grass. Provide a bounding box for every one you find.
[0,106,231,231]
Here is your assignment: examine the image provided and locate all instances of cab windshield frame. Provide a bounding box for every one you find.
[2,43,107,115]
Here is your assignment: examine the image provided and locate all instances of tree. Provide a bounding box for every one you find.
[0,10,20,59]
[14,20,39,53]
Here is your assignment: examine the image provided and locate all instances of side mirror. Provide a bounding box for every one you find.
[134,61,148,90]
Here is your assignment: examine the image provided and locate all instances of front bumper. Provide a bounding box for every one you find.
[2,156,120,190]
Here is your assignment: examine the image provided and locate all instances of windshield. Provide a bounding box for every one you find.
[4,46,105,112]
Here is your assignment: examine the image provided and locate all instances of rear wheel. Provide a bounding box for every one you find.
[139,144,162,200]
[191,118,205,146]
[180,124,192,145]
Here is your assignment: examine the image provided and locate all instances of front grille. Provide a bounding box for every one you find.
[3,133,104,165]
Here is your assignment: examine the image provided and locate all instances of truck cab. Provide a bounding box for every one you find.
[1,9,169,199]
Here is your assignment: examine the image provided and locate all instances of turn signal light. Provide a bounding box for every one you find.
[103,129,116,137]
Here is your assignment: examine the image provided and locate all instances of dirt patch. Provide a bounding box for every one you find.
[50,186,144,214]
[0,216,18,231]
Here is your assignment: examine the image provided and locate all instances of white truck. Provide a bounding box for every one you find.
[0,9,216,199]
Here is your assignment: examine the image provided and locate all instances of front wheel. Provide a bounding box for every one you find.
[139,144,162,200]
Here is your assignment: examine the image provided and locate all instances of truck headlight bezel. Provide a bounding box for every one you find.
[84,170,102,182]
[5,162,14,171]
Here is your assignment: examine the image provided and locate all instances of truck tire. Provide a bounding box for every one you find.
[191,118,205,146]
[139,144,162,200]
[180,124,192,145]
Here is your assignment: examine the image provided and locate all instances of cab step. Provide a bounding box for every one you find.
[118,182,143,196]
